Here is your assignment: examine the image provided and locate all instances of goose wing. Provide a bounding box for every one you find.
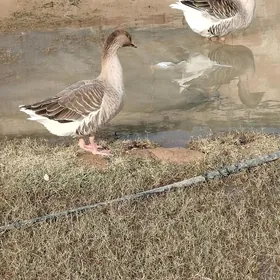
[21,80,106,123]
[181,0,238,19]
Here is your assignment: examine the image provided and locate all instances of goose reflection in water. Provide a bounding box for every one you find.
[152,44,264,109]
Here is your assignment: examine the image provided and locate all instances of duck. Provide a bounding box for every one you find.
[19,29,137,156]
[170,0,256,41]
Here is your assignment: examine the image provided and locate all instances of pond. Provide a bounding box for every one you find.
[1,6,280,147]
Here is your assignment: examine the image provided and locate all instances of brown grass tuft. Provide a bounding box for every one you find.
[1,132,280,279]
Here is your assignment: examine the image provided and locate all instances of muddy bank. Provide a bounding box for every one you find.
[1,0,280,33]
[0,0,179,33]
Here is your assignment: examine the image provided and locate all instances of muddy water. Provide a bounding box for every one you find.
[1,13,280,147]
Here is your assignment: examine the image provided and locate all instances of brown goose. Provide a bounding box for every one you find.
[19,29,137,156]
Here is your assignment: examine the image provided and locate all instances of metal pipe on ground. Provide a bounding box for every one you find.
[1,150,280,233]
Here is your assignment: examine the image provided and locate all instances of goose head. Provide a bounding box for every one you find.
[103,29,137,54]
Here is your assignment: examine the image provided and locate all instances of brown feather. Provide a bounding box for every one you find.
[181,0,238,19]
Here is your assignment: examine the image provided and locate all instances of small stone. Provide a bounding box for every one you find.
[43,174,50,181]
[43,2,54,8]
[69,0,81,6]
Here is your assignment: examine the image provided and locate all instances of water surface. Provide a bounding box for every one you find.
[1,11,280,147]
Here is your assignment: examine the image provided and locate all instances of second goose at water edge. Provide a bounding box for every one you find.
[170,0,256,41]
[19,30,137,156]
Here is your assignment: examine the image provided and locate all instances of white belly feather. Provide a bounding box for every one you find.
[170,1,221,37]
[20,107,82,137]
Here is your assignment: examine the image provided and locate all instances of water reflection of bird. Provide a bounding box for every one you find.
[170,0,256,41]
[152,44,264,109]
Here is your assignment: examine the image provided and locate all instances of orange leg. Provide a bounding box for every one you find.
[78,137,112,156]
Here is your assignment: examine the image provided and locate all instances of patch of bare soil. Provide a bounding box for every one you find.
[0,0,176,33]
[78,139,203,169]
[77,153,109,170]
[59,132,274,170]
[128,147,204,164]
[0,48,23,64]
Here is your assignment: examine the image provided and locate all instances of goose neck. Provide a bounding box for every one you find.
[100,50,123,93]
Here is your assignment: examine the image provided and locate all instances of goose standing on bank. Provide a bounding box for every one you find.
[19,30,137,156]
[170,0,256,40]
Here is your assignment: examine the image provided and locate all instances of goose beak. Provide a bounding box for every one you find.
[130,42,137,48]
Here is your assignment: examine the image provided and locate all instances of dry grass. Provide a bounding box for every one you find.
[1,132,280,279]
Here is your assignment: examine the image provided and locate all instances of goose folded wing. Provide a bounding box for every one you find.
[28,80,106,123]
[181,0,238,19]
[56,80,93,97]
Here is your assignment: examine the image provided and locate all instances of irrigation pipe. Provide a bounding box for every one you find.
[1,150,280,233]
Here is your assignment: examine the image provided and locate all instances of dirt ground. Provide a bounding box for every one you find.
[0,0,177,33]
[0,0,279,33]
